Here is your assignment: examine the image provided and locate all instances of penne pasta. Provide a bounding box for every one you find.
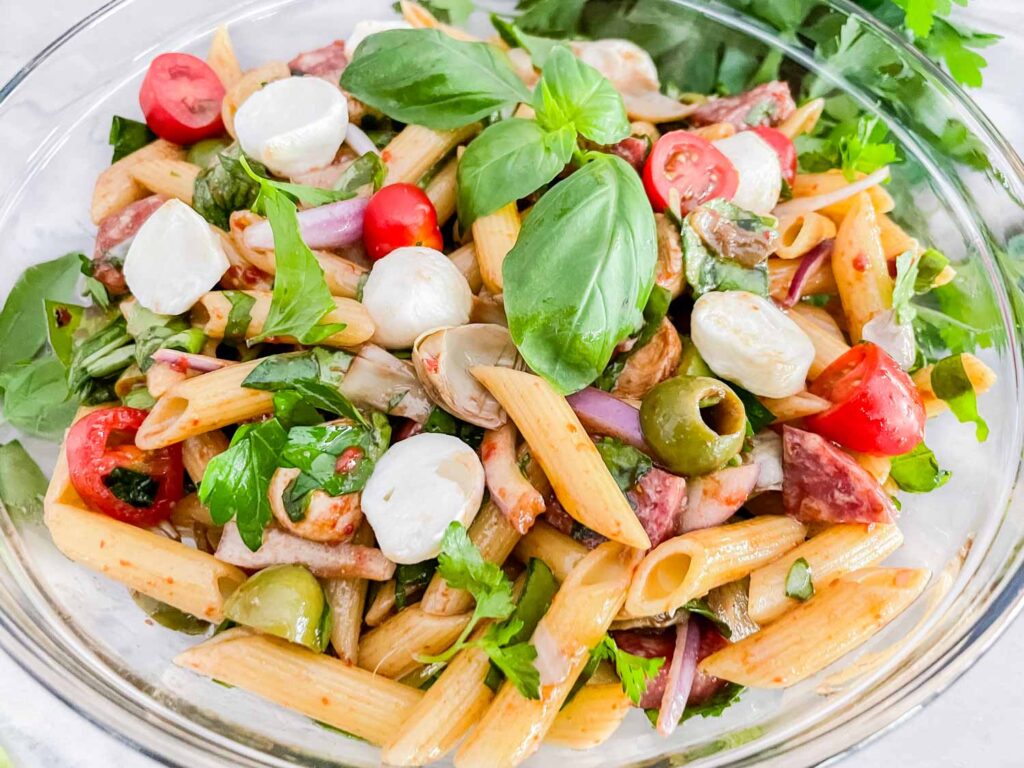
[146,361,188,398]
[221,61,291,138]
[191,290,374,348]
[768,256,838,302]
[472,366,652,550]
[400,0,479,40]
[128,158,200,204]
[748,523,904,624]
[850,451,892,484]
[791,170,895,223]
[91,139,185,223]
[383,123,480,186]
[455,543,641,768]
[473,203,521,294]
[513,520,588,582]
[170,493,215,528]
[357,605,471,679]
[691,122,735,141]
[181,430,230,483]
[760,390,831,422]
[785,304,850,379]
[449,242,482,292]
[207,25,243,89]
[176,628,422,745]
[774,211,837,260]
[777,97,825,139]
[912,353,997,419]
[425,155,460,226]
[625,516,807,617]
[324,521,375,664]
[364,579,398,627]
[877,212,923,260]
[700,567,929,687]
[831,193,894,342]
[545,683,632,749]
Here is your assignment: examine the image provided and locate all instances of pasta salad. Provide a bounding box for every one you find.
[0,1,997,765]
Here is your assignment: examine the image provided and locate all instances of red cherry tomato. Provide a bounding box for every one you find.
[65,407,184,526]
[751,126,797,185]
[805,343,925,456]
[362,183,444,261]
[642,130,739,214]
[139,53,226,145]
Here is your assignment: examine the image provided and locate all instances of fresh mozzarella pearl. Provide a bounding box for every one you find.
[347,20,413,55]
[123,199,228,315]
[749,430,783,493]
[569,39,661,93]
[713,132,782,215]
[361,246,472,349]
[691,290,814,398]
[234,77,348,178]
[862,309,916,370]
[362,433,485,564]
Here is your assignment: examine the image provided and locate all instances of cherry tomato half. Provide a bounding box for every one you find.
[362,183,444,261]
[66,407,184,526]
[751,126,797,185]
[642,130,739,214]
[805,342,925,456]
[139,53,226,145]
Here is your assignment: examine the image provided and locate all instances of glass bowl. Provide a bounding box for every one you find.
[1,1,1022,766]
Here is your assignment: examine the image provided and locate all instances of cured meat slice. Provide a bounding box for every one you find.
[691,81,795,129]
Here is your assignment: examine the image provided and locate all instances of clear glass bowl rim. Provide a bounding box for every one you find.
[1,1,1023,766]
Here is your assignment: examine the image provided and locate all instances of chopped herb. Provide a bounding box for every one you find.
[889,441,952,492]
[395,560,438,611]
[785,557,814,601]
[930,353,988,441]
[592,634,665,705]
[192,146,269,230]
[595,437,652,493]
[242,348,365,426]
[103,467,158,508]
[108,115,156,163]
[0,441,48,518]
[422,407,485,449]
[223,291,257,340]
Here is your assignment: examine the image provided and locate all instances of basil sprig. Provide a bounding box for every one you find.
[931,353,989,441]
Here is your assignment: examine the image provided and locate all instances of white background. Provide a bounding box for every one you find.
[0,1,1022,766]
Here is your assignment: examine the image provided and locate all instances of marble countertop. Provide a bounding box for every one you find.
[1,1,1023,766]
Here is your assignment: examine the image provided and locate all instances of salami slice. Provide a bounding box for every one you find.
[782,425,897,525]
[289,40,348,83]
[92,195,164,295]
[690,81,796,129]
[628,468,687,547]
[607,135,649,173]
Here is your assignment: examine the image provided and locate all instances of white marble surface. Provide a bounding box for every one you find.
[0,1,1022,766]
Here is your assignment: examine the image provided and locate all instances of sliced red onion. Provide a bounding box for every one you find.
[566,388,650,453]
[862,309,916,370]
[345,123,381,157]
[773,166,890,218]
[532,623,570,687]
[656,617,700,737]
[150,349,232,373]
[243,197,368,250]
[680,463,760,533]
[781,238,833,308]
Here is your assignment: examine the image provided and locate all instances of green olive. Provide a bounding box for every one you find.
[677,336,713,378]
[186,137,231,169]
[640,375,746,476]
[223,564,332,652]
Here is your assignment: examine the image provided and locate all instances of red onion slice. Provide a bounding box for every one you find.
[345,123,381,157]
[781,238,833,308]
[680,463,760,533]
[243,196,368,250]
[773,166,890,218]
[150,349,232,373]
[657,617,700,737]
[566,388,650,453]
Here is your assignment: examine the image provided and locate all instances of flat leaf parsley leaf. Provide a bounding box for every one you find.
[592,634,665,705]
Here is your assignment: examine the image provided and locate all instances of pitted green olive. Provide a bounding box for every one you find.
[639,375,746,476]
[223,564,332,652]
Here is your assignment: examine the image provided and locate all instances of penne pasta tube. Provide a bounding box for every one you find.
[128,158,200,204]
[365,579,398,627]
[181,430,230,483]
[324,521,375,664]
[473,203,521,294]
[91,139,185,223]
[175,628,423,745]
[768,256,838,302]
[383,123,479,186]
[44,445,244,622]
[449,242,482,292]
[748,523,904,624]
[207,25,243,89]
[760,390,831,422]
[700,567,929,687]
[877,212,922,260]
[513,520,588,582]
[146,361,188,398]
[400,0,479,40]
[774,211,837,260]
[912,353,996,419]
[135,359,272,450]
[786,304,851,379]
[850,451,891,484]
[191,290,374,348]
[691,122,735,141]
[545,683,632,749]
[625,516,807,617]
[777,97,825,139]
[472,366,652,550]
[791,170,895,223]
[455,543,641,768]
[425,155,459,225]
[357,605,471,679]
[832,192,893,342]
[221,61,291,138]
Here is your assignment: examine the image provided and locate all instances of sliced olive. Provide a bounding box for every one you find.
[223,564,332,652]
[677,336,712,378]
[640,375,746,476]
[130,591,209,635]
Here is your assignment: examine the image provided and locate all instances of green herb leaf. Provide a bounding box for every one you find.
[0,440,48,518]
[504,153,657,394]
[595,437,653,493]
[108,115,156,163]
[66,315,134,404]
[244,153,385,206]
[422,406,486,449]
[272,389,323,429]
[223,290,257,340]
[784,557,814,601]
[395,560,438,612]
[79,255,111,310]
[130,591,210,635]
[192,146,269,230]
[44,300,84,368]
[889,441,952,492]
[592,634,665,705]
[914,247,950,292]
[514,0,588,36]
[682,598,732,639]
[1,357,78,438]
[595,285,671,392]
[341,29,530,129]
[103,467,159,508]
[892,250,919,325]
[490,14,561,68]
[411,0,476,25]
[797,114,897,180]
[930,353,988,441]
[242,349,365,426]
[730,385,775,436]
[681,201,771,297]
[456,118,575,227]
[480,632,540,699]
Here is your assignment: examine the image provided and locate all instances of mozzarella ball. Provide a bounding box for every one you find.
[234,76,348,178]
[691,290,814,398]
[713,131,782,215]
[361,246,472,349]
[362,433,485,564]
[123,199,228,315]
[347,19,413,55]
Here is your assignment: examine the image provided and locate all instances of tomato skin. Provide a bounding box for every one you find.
[139,53,226,145]
[65,407,184,526]
[805,343,925,456]
[642,130,739,214]
[751,126,797,185]
[362,183,444,261]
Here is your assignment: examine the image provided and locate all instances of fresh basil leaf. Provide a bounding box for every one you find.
[456,118,574,226]
[680,202,771,297]
[0,252,84,377]
[358,114,402,149]
[2,357,78,438]
[682,598,732,639]
[504,153,657,394]
[914,247,949,292]
[333,152,387,194]
[122,387,156,410]
[192,147,269,230]
[45,300,84,368]
[187,137,232,169]
[0,441,48,518]
[515,0,588,36]
[341,29,530,129]
[243,349,365,426]
[490,14,561,67]
[532,45,629,145]
[785,557,814,600]
[595,437,652,493]
[109,115,156,163]
[78,255,111,310]
[889,441,951,492]
[393,0,475,25]
[223,290,257,340]
[103,467,159,508]
[272,390,322,428]
[395,560,438,612]
[422,407,485,450]
[66,315,135,404]
[930,353,989,441]
[200,418,289,551]
[595,284,671,391]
